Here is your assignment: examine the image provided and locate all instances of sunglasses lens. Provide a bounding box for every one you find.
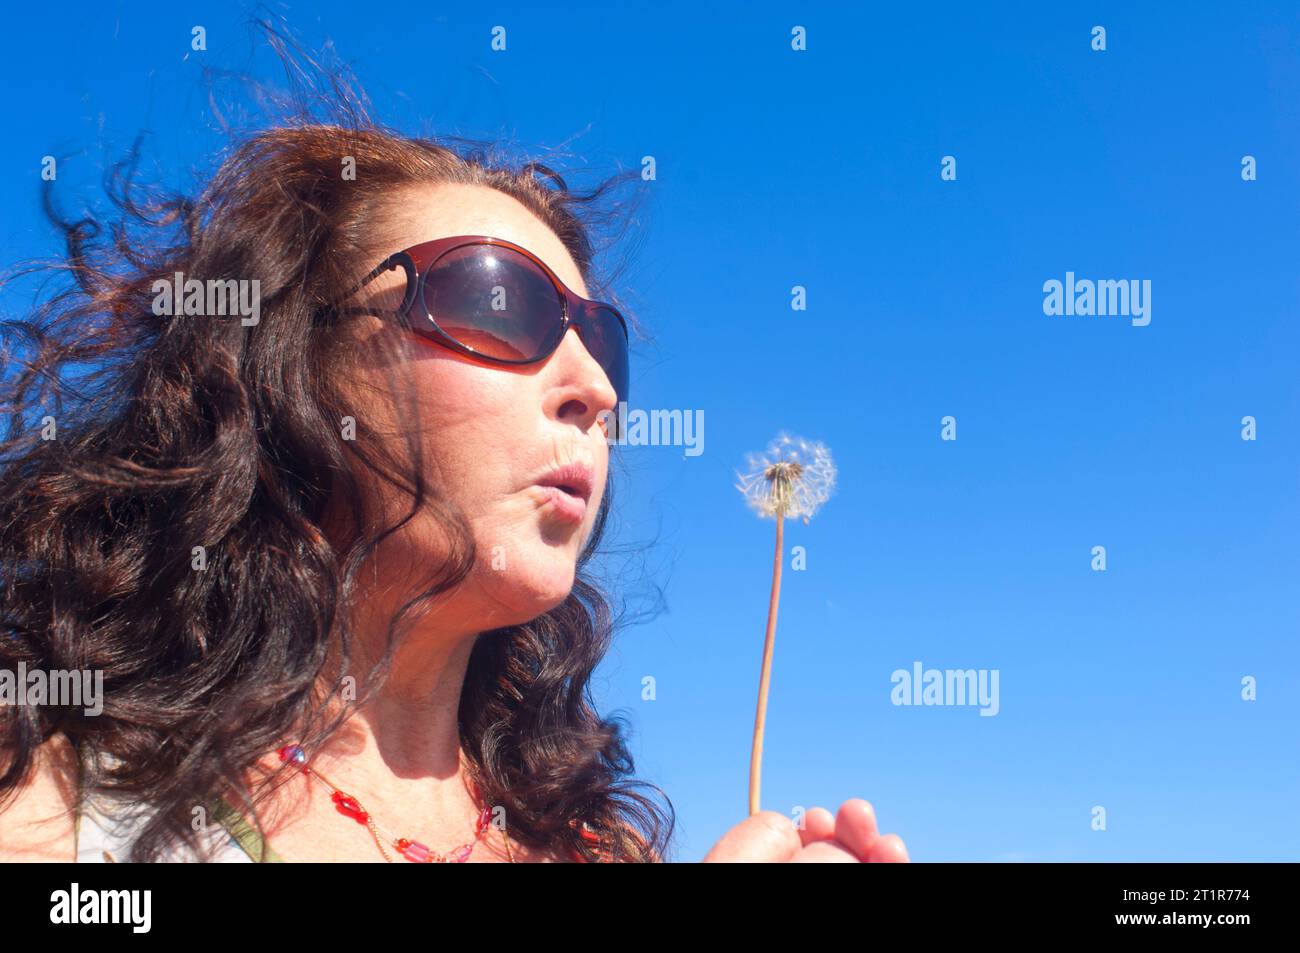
[585,306,629,408]
[418,244,565,361]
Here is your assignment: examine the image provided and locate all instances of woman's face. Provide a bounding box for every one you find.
[338,183,618,636]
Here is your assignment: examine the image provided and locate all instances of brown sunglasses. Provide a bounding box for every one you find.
[335,235,629,411]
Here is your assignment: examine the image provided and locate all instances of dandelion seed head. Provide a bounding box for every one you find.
[734,431,837,522]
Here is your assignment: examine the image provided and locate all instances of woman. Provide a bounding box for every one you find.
[0,118,909,863]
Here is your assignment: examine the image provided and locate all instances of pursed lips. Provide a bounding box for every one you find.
[533,461,595,524]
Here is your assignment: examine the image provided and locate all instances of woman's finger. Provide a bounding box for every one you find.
[701,811,803,863]
[832,799,880,861]
[866,833,910,863]
[797,806,837,847]
[789,839,860,863]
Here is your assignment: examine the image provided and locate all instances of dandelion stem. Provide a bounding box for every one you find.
[748,506,784,816]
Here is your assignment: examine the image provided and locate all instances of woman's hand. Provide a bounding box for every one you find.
[701,799,909,863]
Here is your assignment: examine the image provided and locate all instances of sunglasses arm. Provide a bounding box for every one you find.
[340,254,406,301]
[328,253,417,326]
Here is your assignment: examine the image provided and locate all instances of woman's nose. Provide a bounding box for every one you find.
[549,326,617,429]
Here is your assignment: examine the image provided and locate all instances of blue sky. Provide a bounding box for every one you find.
[2,2,1297,861]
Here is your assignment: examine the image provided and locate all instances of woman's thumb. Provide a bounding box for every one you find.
[701,811,802,863]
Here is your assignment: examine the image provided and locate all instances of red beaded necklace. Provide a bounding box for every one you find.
[275,744,511,863]
[275,744,614,863]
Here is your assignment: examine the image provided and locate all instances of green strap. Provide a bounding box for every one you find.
[208,796,286,864]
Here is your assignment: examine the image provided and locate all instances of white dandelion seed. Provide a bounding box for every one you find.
[735,432,837,525]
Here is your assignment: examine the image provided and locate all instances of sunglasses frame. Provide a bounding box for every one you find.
[340,234,629,406]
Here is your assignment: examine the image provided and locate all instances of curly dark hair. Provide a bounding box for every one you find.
[0,22,672,862]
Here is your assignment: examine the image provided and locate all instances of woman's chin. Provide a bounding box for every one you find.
[478,557,577,626]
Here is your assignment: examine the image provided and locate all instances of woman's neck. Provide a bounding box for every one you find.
[240,608,511,861]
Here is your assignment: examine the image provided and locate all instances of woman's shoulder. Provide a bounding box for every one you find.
[74,749,258,863]
[75,788,258,864]
[0,732,79,861]
[0,734,255,863]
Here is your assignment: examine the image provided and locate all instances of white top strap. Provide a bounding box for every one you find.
[74,746,254,863]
